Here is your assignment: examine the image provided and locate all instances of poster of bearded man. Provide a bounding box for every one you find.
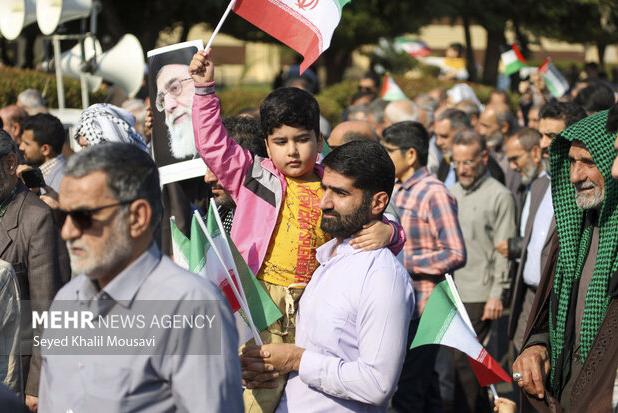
[148,40,207,184]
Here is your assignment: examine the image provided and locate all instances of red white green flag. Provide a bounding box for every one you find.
[170,208,282,344]
[539,58,569,98]
[233,0,350,73]
[380,75,408,101]
[500,44,526,76]
[411,277,512,387]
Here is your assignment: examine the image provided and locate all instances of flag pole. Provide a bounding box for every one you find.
[207,199,263,345]
[193,211,263,345]
[205,0,237,51]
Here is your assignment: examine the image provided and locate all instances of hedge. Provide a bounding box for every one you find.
[0,66,106,108]
[0,67,503,126]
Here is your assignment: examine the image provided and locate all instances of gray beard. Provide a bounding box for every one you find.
[166,115,198,159]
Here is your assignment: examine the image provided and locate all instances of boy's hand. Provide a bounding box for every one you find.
[350,220,393,251]
[189,49,214,84]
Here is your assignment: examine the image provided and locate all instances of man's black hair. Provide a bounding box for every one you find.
[539,101,587,127]
[573,81,615,114]
[260,87,321,139]
[382,121,429,166]
[21,113,66,155]
[223,116,267,157]
[322,140,395,209]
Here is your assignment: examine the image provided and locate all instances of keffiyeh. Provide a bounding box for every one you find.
[75,103,148,151]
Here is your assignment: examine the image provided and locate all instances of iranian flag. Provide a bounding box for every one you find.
[411,276,512,387]
[233,0,350,73]
[500,44,526,76]
[170,206,282,344]
[380,75,408,101]
[539,59,569,98]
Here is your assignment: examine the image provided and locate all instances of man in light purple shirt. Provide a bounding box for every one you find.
[242,140,415,412]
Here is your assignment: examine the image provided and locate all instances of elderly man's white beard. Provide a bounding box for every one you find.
[166,112,198,159]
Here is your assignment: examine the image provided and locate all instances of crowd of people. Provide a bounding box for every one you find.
[0,47,617,413]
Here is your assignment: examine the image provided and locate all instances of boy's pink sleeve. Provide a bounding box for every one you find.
[192,90,254,202]
[384,218,406,255]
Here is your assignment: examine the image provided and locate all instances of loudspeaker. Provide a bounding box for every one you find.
[0,0,37,40]
[36,0,92,35]
[43,34,144,97]
[42,36,103,92]
[95,34,144,97]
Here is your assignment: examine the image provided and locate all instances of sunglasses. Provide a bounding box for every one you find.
[55,200,135,230]
[155,77,193,112]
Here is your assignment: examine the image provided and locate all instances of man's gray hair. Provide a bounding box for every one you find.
[17,89,47,114]
[347,104,371,120]
[368,99,388,124]
[0,130,19,157]
[437,108,471,131]
[453,129,487,153]
[508,127,541,151]
[454,99,481,118]
[65,143,163,228]
[384,100,420,124]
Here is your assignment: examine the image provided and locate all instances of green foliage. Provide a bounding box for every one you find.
[0,67,106,108]
[218,87,269,117]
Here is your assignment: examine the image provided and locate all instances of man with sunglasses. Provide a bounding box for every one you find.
[151,48,198,160]
[0,130,70,412]
[38,143,242,412]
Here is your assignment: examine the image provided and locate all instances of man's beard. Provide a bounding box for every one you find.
[520,162,539,186]
[166,112,198,159]
[574,180,605,210]
[484,131,504,152]
[66,211,133,280]
[320,194,372,239]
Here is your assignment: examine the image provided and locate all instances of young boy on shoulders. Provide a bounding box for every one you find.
[190,50,405,413]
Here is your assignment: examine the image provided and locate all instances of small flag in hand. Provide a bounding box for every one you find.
[411,279,512,387]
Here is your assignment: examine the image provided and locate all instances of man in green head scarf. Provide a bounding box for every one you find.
[513,109,618,412]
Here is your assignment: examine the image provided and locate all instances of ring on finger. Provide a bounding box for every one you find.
[513,372,523,382]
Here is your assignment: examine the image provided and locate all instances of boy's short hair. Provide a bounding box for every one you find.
[260,87,321,139]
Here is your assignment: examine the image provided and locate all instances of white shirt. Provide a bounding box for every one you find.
[277,238,415,412]
[523,183,553,287]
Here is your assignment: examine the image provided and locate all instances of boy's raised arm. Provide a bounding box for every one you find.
[190,50,254,202]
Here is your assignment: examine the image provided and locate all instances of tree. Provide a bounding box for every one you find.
[518,0,618,67]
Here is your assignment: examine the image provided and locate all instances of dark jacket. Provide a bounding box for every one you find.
[0,183,70,396]
[508,175,553,340]
[520,233,618,412]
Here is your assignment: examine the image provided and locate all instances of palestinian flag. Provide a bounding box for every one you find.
[380,75,407,101]
[500,44,526,76]
[394,37,431,58]
[171,211,282,344]
[411,278,512,387]
[539,59,569,98]
[233,0,350,73]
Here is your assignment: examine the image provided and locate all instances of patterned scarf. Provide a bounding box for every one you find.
[549,109,618,392]
[74,104,148,152]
